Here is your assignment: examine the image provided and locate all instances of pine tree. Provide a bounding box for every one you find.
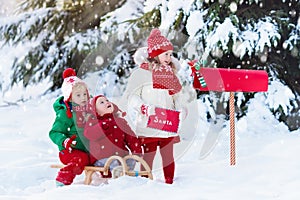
[200,0,300,130]
[193,0,300,130]
[0,0,127,91]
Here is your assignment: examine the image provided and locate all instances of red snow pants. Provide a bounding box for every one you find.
[56,149,90,185]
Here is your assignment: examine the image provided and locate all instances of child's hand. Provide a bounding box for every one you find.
[140,104,155,117]
[63,135,77,153]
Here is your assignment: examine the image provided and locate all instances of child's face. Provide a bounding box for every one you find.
[71,85,88,106]
[158,50,173,66]
[95,96,114,116]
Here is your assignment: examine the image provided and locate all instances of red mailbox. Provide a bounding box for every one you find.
[190,61,268,165]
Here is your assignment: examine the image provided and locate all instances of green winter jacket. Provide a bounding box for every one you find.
[49,96,88,152]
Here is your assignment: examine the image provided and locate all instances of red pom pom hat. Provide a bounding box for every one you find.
[147,28,173,58]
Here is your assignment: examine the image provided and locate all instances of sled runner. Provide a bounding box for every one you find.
[51,155,153,185]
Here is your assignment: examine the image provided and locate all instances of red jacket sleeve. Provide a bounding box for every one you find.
[116,118,142,155]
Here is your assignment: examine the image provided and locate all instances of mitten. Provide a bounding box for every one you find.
[63,135,77,152]
[140,104,155,117]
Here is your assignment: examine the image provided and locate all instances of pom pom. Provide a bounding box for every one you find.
[149,28,161,37]
[63,68,76,79]
[121,111,127,117]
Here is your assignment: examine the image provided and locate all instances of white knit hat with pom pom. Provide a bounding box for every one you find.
[61,68,87,118]
[61,68,86,101]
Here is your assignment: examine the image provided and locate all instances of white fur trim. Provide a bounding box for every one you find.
[133,47,148,65]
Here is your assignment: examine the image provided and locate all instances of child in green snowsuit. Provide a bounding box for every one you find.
[49,68,91,186]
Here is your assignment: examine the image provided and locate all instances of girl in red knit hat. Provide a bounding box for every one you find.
[121,29,196,184]
[49,68,91,186]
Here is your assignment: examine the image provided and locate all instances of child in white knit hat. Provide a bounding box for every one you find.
[49,68,91,186]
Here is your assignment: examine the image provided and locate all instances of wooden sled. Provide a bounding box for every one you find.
[50,155,153,185]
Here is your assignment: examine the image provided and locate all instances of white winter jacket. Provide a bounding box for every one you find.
[119,47,196,138]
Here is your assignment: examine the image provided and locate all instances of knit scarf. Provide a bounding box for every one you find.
[73,104,90,128]
[140,62,182,95]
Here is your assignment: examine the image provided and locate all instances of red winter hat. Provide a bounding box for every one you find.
[147,28,173,58]
[91,95,126,118]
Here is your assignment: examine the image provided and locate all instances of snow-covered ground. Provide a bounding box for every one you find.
[0,89,300,200]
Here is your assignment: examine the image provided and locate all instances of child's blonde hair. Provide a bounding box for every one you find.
[72,82,88,92]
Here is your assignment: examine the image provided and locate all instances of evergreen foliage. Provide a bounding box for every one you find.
[0,0,126,90]
[196,0,300,130]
